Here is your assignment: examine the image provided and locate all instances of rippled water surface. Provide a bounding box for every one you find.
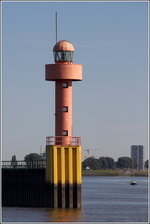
[3,176,148,222]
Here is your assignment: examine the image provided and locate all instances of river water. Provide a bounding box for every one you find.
[2,176,148,222]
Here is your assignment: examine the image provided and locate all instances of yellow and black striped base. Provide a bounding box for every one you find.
[46,145,82,208]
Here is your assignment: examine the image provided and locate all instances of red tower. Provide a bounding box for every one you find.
[45,40,82,145]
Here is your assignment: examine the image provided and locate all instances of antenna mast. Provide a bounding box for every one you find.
[55,12,58,43]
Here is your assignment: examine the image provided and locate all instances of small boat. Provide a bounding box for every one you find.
[130,180,137,185]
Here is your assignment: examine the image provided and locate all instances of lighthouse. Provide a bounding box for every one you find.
[45,40,82,208]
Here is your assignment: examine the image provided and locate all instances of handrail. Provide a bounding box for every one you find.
[1,160,46,169]
[46,136,81,146]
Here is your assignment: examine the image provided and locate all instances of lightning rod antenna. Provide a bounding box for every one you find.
[55,12,58,43]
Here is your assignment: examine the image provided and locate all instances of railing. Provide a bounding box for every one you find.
[46,136,81,146]
[2,160,46,169]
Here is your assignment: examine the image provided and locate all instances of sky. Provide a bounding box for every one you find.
[2,1,148,161]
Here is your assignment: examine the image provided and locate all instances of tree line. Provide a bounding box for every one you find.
[82,156,149,170]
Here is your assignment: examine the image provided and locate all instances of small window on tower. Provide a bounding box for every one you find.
[62,106,68,112]
[62,82,68,88]
[62,130,68,136]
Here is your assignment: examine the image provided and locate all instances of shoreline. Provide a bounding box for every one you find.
[82,169,148,177]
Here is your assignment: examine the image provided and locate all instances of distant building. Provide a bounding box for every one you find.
[131,145,144,170]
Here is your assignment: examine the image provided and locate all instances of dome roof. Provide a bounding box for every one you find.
[53,40,74,52]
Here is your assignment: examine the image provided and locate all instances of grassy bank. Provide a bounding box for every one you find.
[82,169,148,177]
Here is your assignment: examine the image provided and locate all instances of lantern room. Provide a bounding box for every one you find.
[53,40,74,63]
